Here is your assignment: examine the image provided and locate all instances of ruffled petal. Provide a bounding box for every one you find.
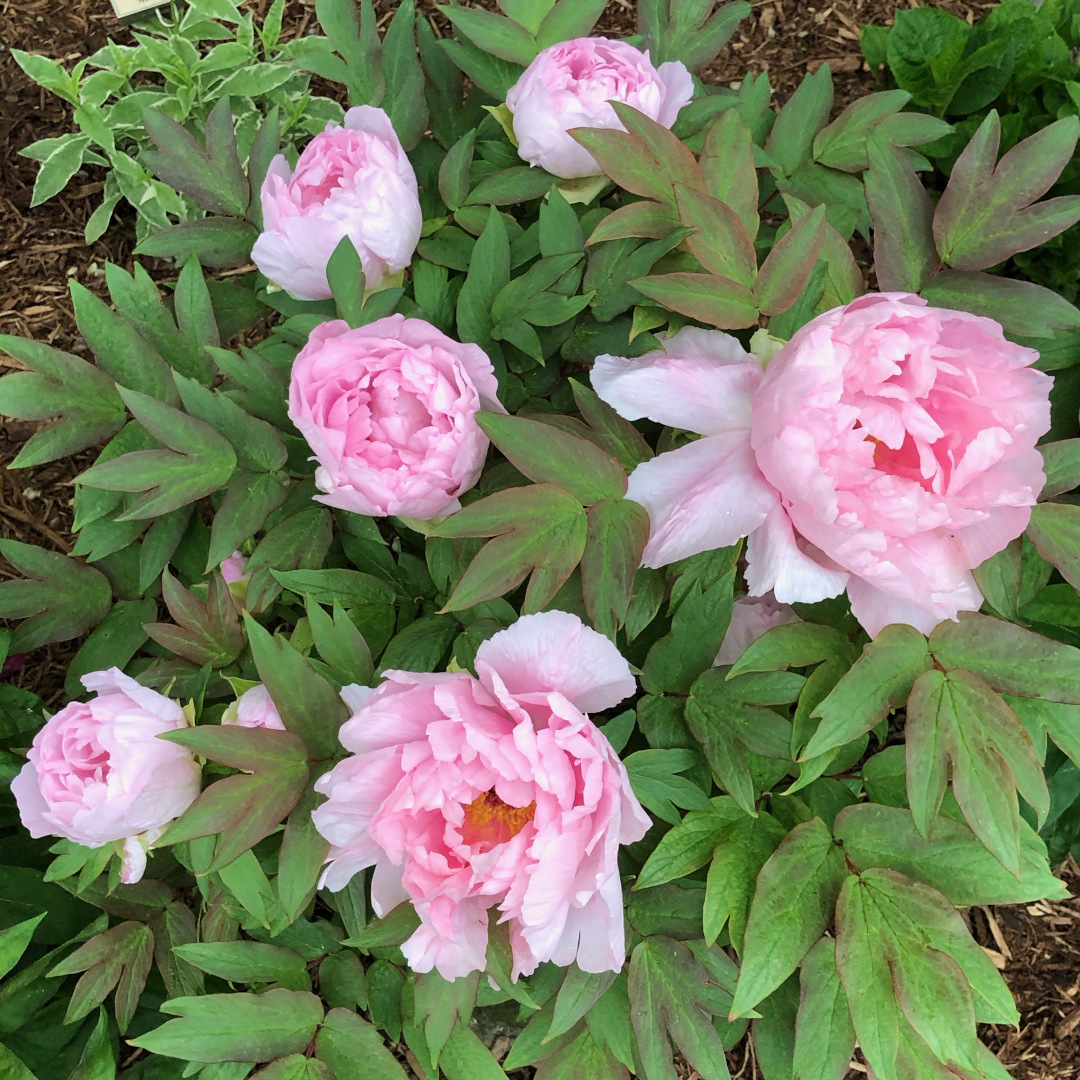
[475,611,636,715]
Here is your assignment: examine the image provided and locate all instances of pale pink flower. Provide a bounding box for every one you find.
[252,106,422,301]
[289,315,503,520]
[715,594,800,666]
[220,551,249,585]
[222,684,285,731]
[311,611,650,981]
[506,37,693,180]
[593,297,1052,637]
[11,669,200,883]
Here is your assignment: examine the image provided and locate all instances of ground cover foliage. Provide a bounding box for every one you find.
[3,1,1080,1079]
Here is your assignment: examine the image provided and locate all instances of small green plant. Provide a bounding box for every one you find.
[13,0,344,244]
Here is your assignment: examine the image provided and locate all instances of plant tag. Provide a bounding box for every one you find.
[109,0,174,24]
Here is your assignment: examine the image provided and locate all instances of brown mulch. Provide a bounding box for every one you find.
[0,1,1074,1077]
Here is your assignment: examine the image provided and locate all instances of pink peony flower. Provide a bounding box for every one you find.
[715,594,800,667]
[311,611,650,980]
[220,551,249,585]
[505,37,694,180]
[593,296,1052,637]
[289,315,503,520]
[221,684,285,731]
[11,668,201,883]
[252,106,422,301]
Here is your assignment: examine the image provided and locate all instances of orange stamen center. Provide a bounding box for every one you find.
[461,789,535,846]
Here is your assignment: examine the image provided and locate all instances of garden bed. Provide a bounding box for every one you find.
[2,2,1079,1078]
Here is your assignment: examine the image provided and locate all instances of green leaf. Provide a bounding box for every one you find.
[439,4,537,65]
[1040,440,1080,500]
[813,89,912,171]
[0,1044,38,1080]
[636,798,743,891]
[251,1056,333,1080]
[630,272,758,331]
[700,108,759,240]
[704,811,787,951]
[477,412,625,505]
[0,541,112,652]
[433,484,587,614]
[766,66,834,177]
[685,669,801,816]
[244,508,334,614]
[569,128,677,207]
[972,538,1021,622]
[412,969,479,1068]
[69,280,178,404]
[65,598,156,698]
[642,547,740,695]
[802,625,930,760]
[76,386,236,519]
[920,269,1080,338]
[135,219,260,269]
[581,498,650,640]
[835,868,982,1078]
[379,615,458,675]
[314,1008,409,1080]
[629,937,733,1080]
[535,0,607,47]
[906,668,1048,874]
[172,942,309,990]
[69,1007,117,1080]
[729,818,848,1018]
[270,568,395,609]
[834,803,1068,906]
[623,748,713,827]
[0,337,126,468]
[326,236,366,328]
[30,133,91,207]
[151,901,203,1000]
[307,599,375,687]
[545,966,618,1044]
[0,914,45,981]
[245,616,351,759]
[934,112,1080,271]
[466,166,557,207]
[456,207,510,356]
[382,0,428,150]
[207,472,289,572]
[439,131,476,212]
[728,622,850,679]
[1026,501,1080,593]
[791,937,855,1080]
[929,611,1080,703]
[437,1025,509,1080]
[131,989,324,1063]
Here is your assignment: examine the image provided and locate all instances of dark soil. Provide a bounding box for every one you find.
[0,1,1072,1077]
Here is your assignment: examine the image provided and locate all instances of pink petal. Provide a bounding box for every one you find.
[592,327,761,436]
[475,611,636,715]
[846,576,979,638]
[627,432,780,568]
[745,505,849,604]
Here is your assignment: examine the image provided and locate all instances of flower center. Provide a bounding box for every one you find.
[460,789,535,847]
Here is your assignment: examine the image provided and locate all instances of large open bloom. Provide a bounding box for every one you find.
[252,106,421,301]
[311,611,650,980]
[289,315,503,520]
[11,669,200,883]
[506,37,693,179]
[593,295,1052,636]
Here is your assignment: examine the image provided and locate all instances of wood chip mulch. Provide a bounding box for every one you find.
[0,2,1074,1077]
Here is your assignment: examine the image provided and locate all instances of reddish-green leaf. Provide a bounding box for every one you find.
[587,201,680,245]
[934,112,1080,271]
[754,204,826,315]
[611,102,706,197]
[675,185,757,287]
[700,108,759,240]
[568,127,675,205]
[477,411,626,505]
[630,272,758,330]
